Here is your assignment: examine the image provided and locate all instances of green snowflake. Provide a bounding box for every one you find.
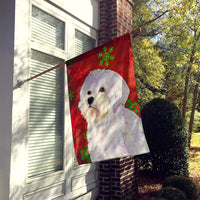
[98,46,115,67]
[80,146,91,163]
[83,132,87,139]
[69,91,75,101]
[125,99,139,114]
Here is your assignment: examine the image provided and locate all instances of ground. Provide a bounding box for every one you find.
[189,133,200,192]
[137,172,162,200]
[136,132,200,200]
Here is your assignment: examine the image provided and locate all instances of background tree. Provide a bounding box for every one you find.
[158,41,186,107]
[161,0,200,145]
[188,73,200,146]
[132,0,166,107]
[132,0,200,146]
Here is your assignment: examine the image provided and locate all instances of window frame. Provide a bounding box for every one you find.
[11,0,99,198]
[26,0,98,183]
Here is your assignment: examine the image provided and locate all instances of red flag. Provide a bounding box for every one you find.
[67,33,149,164]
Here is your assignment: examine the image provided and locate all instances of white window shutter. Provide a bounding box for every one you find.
[32,6,65,50]
[28,50,64,178]
[75,29,96,56]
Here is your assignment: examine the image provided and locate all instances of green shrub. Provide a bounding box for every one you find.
[136,152,152,174]
[141,98,189,177]
[163,175,198,200]
[159,186,187,200]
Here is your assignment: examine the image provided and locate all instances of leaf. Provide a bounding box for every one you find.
[98,52,103,58]
[105,61,109,67]
[69,91,75,101]
[83,132,87,139]
[109,47,113,53]
[80,146,91,163]
[134,109,139,114]
[110,55,115,61]
[99,60,104,66]
[66,57,76,65]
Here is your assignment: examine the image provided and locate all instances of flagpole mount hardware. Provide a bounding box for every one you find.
[14,79,26,89]
[14,61,66,89]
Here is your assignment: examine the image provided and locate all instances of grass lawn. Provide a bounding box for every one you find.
[189,132,200,190]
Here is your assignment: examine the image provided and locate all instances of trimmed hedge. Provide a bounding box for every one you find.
[159,186,187,200]
[140,98,189,177]
[162,175,198,200]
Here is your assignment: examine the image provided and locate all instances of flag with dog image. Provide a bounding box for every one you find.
[67,33,149,164]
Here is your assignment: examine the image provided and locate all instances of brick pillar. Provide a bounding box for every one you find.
[98,0,134,45]
[98,161,111,199]
[97,0,139,199]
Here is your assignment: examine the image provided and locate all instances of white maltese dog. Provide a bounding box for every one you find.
[78,69,149,162]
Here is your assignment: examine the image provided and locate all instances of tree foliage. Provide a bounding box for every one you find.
[163,0,200,116]
[161,0,200,144]
[132,0,200,145]
[132,37,165,107]
[132,0,165,107]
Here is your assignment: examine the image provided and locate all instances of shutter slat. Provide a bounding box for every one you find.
[28,144,63,152]
[75,29,96,56]
[31,6,64,49]
[28,159,63,168]
[30,88,62,95]
[30,99,63,105]
[29,138,63,144]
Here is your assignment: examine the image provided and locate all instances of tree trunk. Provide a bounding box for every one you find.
[188,74,200,147]
[182,32,199,119]
[196,92,200,109]
[182,65,192,119]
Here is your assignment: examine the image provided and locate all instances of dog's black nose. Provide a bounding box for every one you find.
[88,97,94,105]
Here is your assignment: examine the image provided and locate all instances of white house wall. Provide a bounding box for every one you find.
[0,0,15,199]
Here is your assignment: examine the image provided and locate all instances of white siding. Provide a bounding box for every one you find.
[0,1,15,199]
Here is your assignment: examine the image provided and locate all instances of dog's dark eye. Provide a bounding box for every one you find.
[87,91,92,95]
[99,87,105,92]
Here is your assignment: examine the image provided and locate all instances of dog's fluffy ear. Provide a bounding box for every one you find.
[112,71,130,105]
[120,77,130,105]
[78,100,84,118]
[104,70,130,112]
[78,83,87,119]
